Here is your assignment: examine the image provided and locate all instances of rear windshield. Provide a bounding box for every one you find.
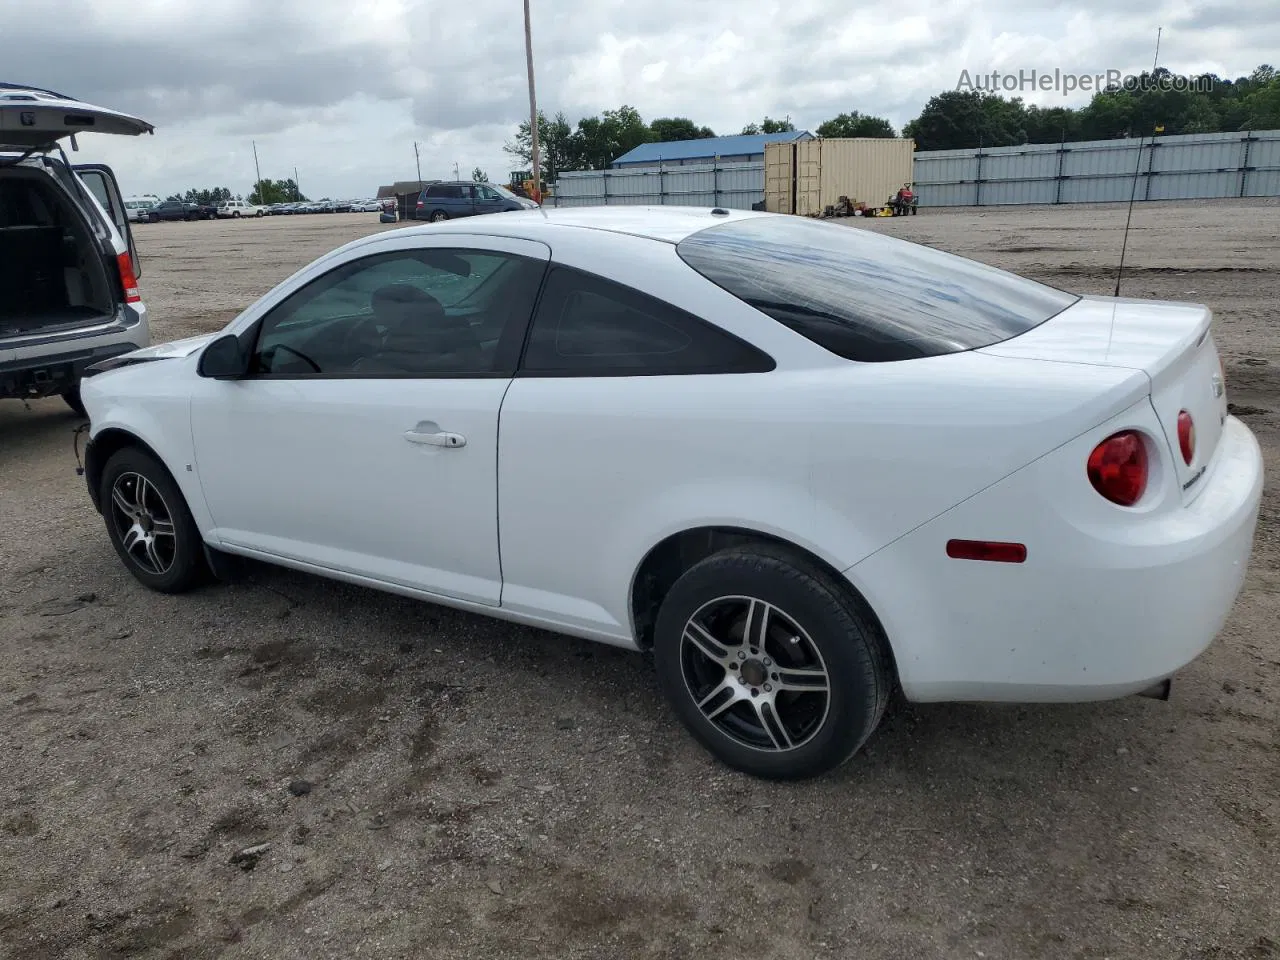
[676,216,1079,362]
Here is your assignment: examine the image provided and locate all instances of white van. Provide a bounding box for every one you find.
[125,195,160,222]
[0,82,152,414]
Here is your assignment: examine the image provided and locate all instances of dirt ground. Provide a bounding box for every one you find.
[1,201,1278,960]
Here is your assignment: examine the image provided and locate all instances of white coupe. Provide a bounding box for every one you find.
[77,206,1264,780]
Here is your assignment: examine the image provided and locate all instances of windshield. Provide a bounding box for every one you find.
[676,216,1079,363]
[490,184,521,201]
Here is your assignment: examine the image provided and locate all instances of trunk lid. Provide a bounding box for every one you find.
[0,85,153,151]
[980,294,1229,502]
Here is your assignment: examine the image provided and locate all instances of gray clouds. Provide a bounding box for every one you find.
[4,0,1274,199]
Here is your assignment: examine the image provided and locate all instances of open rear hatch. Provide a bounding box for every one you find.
[980,294,1229,502]
[0,85,153,151]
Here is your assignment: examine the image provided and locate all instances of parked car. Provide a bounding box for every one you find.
[124,195,159,222]
[147,199,200,222]
[75,206,1263,780]
[195,200,219,220]
[0,83,150,415]
[414,180,538,221]
[216,199,265,218]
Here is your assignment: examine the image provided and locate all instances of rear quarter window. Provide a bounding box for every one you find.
[675,216,1080,362]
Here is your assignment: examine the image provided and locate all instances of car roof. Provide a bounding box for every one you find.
[401,205,769,245]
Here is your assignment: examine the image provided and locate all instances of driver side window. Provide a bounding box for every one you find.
[250,248,545,378]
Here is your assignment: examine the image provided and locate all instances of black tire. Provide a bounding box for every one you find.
[62,385,86,417]
[429,210,448,222]
[653,543,893,780]
[99,447,208,593]
[232,211,240,218]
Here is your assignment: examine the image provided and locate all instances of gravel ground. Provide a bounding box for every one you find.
[1,203,1277,960]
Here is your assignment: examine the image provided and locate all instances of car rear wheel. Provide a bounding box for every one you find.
[100,447,207,594]
[430,210,449,222]
[653,543,893,780]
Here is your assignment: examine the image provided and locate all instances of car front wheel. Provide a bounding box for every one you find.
[100,447,207,593]
[653,543,893,780]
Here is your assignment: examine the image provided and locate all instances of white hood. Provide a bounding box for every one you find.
[122,333,217,361]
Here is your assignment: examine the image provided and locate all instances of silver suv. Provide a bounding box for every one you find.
[1,82,151,415]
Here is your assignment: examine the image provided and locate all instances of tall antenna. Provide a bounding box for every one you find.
[1114,26,1162,298]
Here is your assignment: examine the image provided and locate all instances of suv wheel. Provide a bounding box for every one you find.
[100,447,208,593]
[653,544,893,780]
[430,210,449,222]
[62,386,86,417]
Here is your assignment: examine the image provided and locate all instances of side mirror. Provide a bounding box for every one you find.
[197,334,250,379]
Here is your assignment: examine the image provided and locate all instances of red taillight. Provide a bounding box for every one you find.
[416,200,424,208]
[116,252,141,303]
[1087,430,1148,506]
[1177,410,1195,465]
[945,539,1027,563]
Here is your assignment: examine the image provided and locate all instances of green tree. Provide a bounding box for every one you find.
[504,109,577,180]
[899,63,1279,149]
[742,115,796,135]
[815,111,897,138]
[176,186,232,204]
[471,167,489,182]
[247,178,306,205]
[648,117,716,141]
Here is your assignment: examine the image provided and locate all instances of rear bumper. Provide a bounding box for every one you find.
[849,414,1264,703]
[0,338,142,400]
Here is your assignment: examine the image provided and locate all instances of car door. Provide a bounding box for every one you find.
[473,184,506,216]
[451,184,477,218]
[188,234,550,605]
[74,164,141,278]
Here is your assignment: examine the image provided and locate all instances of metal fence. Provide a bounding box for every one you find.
[552,161,763,209]
[551,129,1280,209]
[913,130,1280,207]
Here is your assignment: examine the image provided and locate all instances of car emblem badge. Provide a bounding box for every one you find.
[1211,374,1224,398]
[19,111,35,126]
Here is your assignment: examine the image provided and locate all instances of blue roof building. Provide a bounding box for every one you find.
[611,130,814,168]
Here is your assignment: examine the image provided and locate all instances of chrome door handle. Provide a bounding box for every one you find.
[404,429,466,448]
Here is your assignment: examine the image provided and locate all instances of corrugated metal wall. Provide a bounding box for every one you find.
[912,130,1280,207]
[552,130,1280,209]
[553,161,764,209]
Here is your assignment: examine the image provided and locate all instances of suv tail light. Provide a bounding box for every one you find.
[1177,410,1195,465]
[116,252,141,303]
[1087,430,1148,506]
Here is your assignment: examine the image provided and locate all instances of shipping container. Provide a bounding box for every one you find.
[793,138,916,216]
[763,141,795,213]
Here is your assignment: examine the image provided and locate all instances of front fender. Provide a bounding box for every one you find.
[81,365,212,534]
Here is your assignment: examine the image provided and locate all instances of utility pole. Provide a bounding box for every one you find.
[293,166,301,201]
[251,140,263,203]
[453,161,460,181]
[524,0,541,202]
[414,141,423,191]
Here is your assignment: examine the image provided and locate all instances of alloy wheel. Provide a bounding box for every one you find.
[109,472,178,575]
[680,595,831,752]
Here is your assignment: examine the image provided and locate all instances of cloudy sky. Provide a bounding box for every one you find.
[4,0,1275,200]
